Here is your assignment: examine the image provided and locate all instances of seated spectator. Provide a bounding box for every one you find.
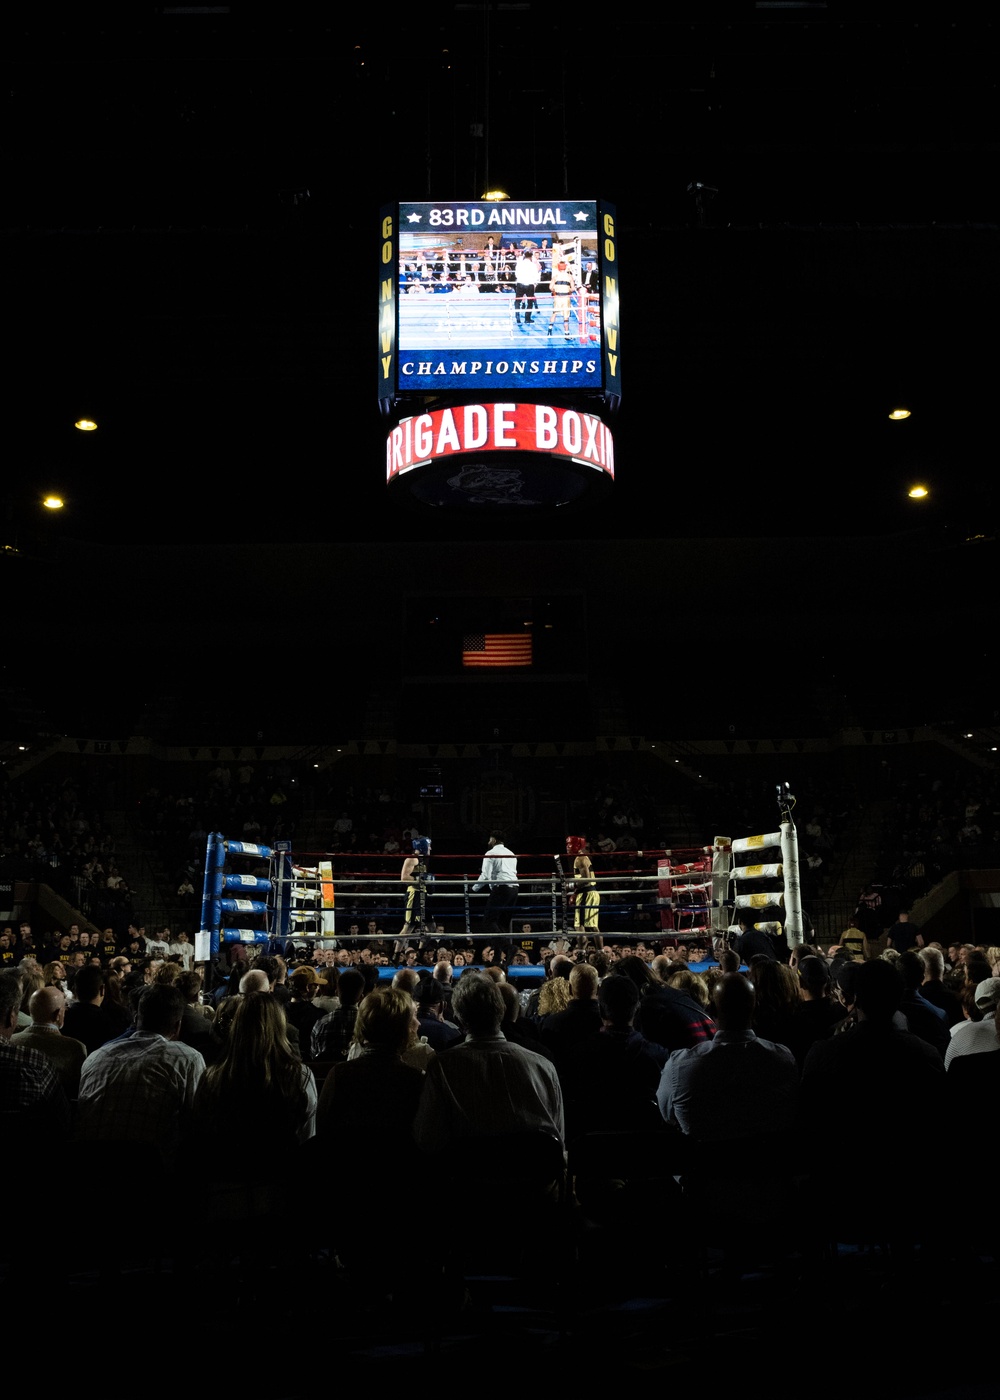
[311,969,365,1062]
[11,985,87,1097]
[0,929,18,969]
[313,965,340,1016]
[497,981,550,1059]
[0,970,69,1145]
[15,966,43,1030]
[918,946,963,1026]
[787,955,845,1065]
[563,975,667,1138]
[534,973,572,1026]
[192,992,316,1163]
[540,963,602,1062]
[414,973,564,1151]
[414,978,462,1051]
[945,977,1000,1068]
[618,955,715,1053]
[169,931,195,971]
[316,986,426,1278]
[176,969,216,1061]
[750,960,800,1051]
[657,973,798,1143]
[800,959,946,1225]
[98,970,131,1042]
[286,966,327,1057]
[897,952,950,1056]
[145,927,171,959]
[665,967,711,1010]
[63,965,111,1055]
[77,983,205,1168]
[316,988,424,1147]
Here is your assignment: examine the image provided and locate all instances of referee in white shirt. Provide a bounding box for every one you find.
[472,833,520,948]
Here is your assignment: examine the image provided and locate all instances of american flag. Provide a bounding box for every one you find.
[462,631,532,668]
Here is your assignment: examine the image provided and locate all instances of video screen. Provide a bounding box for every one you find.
[395,199,603,393]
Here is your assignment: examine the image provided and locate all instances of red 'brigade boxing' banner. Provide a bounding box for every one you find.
[386,401,614,483]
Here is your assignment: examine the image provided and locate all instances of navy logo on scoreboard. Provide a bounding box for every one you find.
[378,206,398,403]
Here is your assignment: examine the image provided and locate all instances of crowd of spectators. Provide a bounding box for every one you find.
[136,763,303,913]
[873,768,1000,896]
[4,905,998,1271]
[0,779,133,925]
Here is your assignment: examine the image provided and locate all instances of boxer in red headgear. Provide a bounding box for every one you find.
[565,836,602,944]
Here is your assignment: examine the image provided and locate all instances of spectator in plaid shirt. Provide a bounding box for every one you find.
[0,970,69,1142]
[311,969,365,1061]
[77,984,204,1167]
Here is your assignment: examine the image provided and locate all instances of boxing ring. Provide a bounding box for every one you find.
[198,789,803,956]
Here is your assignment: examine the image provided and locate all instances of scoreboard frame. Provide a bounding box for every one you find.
[378,197,620,408]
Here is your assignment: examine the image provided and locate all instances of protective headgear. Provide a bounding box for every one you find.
[412,837,431,856]
[566,835,587,856]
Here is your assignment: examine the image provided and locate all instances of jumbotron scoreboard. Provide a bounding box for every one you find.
[378,197,620,509]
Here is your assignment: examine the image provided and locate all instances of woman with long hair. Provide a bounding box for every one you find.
[18,967,44,1026]
[666,966,711,1009]
[316,987,423,1143]
[316,988,427,1279]
[536,975,572,1022]
[613,953,717,1050]
[316,988,426,1268]
[614,953,660,996]
[99,969,132,1038]
[750,960,800,1051]
[42,961,67,993]
[193,993,317,1165]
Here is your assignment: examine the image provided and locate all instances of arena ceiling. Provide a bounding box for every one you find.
[2,6,998,740]
[4,4,997,550]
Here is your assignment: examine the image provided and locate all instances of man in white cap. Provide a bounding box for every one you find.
[944,977,1000,1068]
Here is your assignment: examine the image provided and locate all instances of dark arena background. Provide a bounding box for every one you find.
[3,6,999,1391]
